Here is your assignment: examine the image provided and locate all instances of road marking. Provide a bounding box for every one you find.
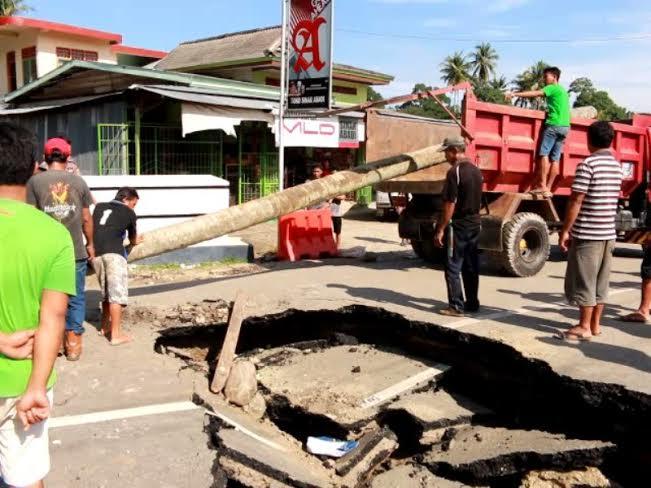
[204,409,287,452]
[445,287,635,330]
[49,401,199,429]
[360,365,449,409]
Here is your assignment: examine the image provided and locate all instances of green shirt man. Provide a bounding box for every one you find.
[506,66,571,195]
[0,199,75,397]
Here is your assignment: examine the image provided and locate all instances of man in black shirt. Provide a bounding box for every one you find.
[434,137,483,317]
[92,187,142,345]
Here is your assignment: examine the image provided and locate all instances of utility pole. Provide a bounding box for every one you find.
[278,0,289,191]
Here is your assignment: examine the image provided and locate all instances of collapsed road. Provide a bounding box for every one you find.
[155,305,651,488]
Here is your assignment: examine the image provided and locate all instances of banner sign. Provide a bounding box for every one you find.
[274,117,362,148]
[287,0,334,110]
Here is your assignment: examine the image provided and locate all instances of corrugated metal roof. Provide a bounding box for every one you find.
[129,85,279,110]
[3,61,279,103]
[0,93,120,115]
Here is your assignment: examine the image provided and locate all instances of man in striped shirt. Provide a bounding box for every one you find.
[558,121,623,341]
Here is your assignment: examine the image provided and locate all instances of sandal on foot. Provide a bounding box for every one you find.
[620,312,649,323]
[555,328,592,342]
[439,307,465,318]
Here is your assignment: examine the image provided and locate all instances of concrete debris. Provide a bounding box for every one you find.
[383,390,492,432]
[216,428,333,488]
[256,345,447,429]
[243,392,267,420]
[520,467,612,488]
[371,464,482,488]
[332,332,360,346]
[570,106,598,119]
[422,426,615,482]
[224,360,258,407]
[335,428,398,481]
[164,300,230,326]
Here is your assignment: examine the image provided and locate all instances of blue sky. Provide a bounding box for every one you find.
[30,0,651,111]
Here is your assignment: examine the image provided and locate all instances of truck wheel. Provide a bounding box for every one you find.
[411,240,445,264]
[500,212,550,277]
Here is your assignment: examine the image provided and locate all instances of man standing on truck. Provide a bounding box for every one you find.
[434,136,484,317]
[558,121,623,341]
[506,67,570,198]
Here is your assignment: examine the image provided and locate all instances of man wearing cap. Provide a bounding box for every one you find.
[434,136,483,317]
[27,137,95,361]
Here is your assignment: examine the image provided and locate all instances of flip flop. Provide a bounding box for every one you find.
[555,329,592,342]
[620,312,649,323]
[543,191,554,198]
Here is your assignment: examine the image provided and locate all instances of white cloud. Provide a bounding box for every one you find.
[424,18,457,28]
[486,0,530,12]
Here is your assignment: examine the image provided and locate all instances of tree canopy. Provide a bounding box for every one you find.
[397,83,453,120]
[0,0,31,15]
[471,43,499,82]
[570,77,629,121]
[440,52,472,86]
[367,87,383,102]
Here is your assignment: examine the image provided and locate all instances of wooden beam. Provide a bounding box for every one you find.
[210,291,248,394]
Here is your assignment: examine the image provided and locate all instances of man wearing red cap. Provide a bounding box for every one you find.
[26,137,95,361]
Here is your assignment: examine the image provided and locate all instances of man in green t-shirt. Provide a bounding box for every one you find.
[0,123,75,488]
[506,66,571,197]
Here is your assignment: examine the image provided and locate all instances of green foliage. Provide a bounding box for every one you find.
[472,80,509,105]
[570,78,629,121]
[440,51,472,86]
[397,83,453,120]
[367,87,383,102]
[511,60,550,109]
[0,0,31,15]
[470,43,499,82]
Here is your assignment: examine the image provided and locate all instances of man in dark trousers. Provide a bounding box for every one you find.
[434,136,483,317]
[92,187,143,346]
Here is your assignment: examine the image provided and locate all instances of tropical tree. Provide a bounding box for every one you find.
[398,83,453,120]
[0,0,31,15]
[440,51,471,86]
[367,87,383,102]
[470,43,499,82]
[511,60,549,109]
[570,77,630,121]
[489,76,509,91]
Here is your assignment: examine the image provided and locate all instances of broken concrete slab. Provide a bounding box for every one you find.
[256,344,448,429]
[383,390,492,430]
[422,426,615,482]
[370,464,481,488]
[338,431,398,488]
[217,428,334,488]
[219,456,295,488]
[520,467,611,488]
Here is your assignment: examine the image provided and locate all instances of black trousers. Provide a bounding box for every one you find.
[445,225,480,312]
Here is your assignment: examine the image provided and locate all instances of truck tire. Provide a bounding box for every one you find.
[500,212,550,277]
[411,240,445,264]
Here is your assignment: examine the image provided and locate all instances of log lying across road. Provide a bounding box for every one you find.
[128,144,446,262]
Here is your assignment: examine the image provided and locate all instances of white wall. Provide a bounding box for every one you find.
[36,32,117,77]
[0,30,38,94]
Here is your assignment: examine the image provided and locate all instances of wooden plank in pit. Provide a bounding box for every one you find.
[210,290,248,393]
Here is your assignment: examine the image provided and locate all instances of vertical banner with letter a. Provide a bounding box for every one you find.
[287,0,333,110]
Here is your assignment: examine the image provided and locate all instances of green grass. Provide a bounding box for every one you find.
[133,257,248,272]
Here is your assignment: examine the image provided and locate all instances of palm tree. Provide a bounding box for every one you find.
[489,76,509,91]
[0,0,32,15]
[440,51,471,86]
[470,43,499,82]
[511,60,549,109]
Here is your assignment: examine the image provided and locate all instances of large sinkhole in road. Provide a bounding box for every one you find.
[155,306,650,487]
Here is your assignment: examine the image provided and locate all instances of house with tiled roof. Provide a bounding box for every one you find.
[155,26,393,107]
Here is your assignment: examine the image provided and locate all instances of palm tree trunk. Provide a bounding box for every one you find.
[128,144,445,262]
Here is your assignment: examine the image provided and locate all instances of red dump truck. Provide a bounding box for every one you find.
[377,91,651,277]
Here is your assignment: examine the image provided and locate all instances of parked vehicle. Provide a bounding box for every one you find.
[378,92,651,277]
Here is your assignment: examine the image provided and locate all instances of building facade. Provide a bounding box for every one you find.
[0,16,166,97]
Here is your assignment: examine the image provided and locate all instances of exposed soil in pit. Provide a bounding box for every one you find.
[156,305,651,487]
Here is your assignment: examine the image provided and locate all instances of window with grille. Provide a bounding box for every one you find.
[57,47,99,65]
[6,52,17,92]
[21,46,37,84]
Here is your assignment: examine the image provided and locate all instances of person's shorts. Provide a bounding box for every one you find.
[332,216,342,235]
[642,245,651,280]
[539,124,570,162]
[565,239,615,307]
[93,253,129,306]
[0,390,53,487]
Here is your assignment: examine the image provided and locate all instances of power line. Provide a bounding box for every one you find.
[336,28,651,44]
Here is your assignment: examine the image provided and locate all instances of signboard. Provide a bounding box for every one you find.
[275,117,363,148]
[287,0,334,110]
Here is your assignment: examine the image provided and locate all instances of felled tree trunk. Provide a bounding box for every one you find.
[128,144,445,262]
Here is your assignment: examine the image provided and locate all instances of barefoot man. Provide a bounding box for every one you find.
[92,187,143,346]
[558,121,623,341]
[506,66,570,197]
